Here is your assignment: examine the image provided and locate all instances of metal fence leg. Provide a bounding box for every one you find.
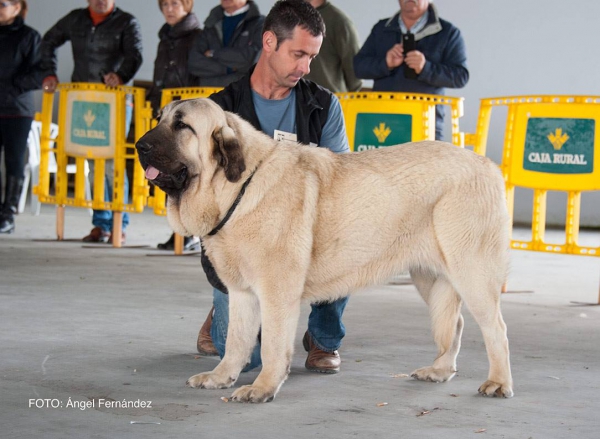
[112,212,123,248]
[56,205,65,241]
[174,233,184,255]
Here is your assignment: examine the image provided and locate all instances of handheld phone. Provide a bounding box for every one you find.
[402,32,417,79]
[402,32,416,53]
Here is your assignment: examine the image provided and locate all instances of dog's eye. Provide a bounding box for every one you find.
[175,120,190,131]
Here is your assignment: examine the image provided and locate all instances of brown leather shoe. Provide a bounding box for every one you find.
[302,331,340,374]
[196,307,218,356]
[82,226,110,243]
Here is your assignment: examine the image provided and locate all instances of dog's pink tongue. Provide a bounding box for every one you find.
[145,165,160,180]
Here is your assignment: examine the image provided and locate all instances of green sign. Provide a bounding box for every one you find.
[354,113,412,151]
[70,101,111,147]
[523,117,594,174]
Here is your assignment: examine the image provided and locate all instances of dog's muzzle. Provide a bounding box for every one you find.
[136,140,189,197]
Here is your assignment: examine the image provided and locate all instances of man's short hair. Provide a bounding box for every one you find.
[263,0,326,49]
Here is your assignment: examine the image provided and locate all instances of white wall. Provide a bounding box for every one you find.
[27,0,600,226]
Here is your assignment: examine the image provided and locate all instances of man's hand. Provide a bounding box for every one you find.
[103,72,123,87]
[386,43,404,70]
[42,76,58,93]
[404,50,426,75]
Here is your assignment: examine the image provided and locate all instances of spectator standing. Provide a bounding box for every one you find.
[148,0,202,252]
[304,0,362,93]
[353,0,468,139]
[0,0,42,234]
[40,0,143,243]
[188,0,265,87]
[147,0,201,116]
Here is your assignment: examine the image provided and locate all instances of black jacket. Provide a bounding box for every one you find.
[210,66,333,145]
[201,69,334,293]
[188,1,265,87]
[40,7,143,84]
[0,16,43,117]
[147,13,202,116]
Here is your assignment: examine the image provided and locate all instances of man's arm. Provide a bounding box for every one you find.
[115,15,143,84]
[353,23,395,81]
[188,32,227,78]
[189,17,264,79]
[416,27,469,89]
[211,16,265,71]
[40,13,72,79]
[319,95,350,154]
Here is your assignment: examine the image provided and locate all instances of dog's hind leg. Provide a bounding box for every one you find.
[187,290,261,390]
[457,277,513,398]
[410,268,464,383]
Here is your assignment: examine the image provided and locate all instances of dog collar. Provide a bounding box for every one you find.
[207,168,257,236]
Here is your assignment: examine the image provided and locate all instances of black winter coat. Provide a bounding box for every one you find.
[40,7,143,84]
[147,13,201,116]
[0,16,43,117]
[188,1,265,87]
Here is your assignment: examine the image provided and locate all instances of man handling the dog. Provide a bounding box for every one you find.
[195,0,350,375]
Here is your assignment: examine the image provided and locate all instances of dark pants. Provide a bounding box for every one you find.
[0,117,32,180]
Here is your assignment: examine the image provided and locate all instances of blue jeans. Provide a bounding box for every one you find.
[90,98,132,232]
[210,288,349,371]
[90,166,130,232]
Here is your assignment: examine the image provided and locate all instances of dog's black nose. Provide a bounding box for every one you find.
[136,140,152,154]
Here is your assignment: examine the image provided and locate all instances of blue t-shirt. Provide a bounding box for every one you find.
[251,89,349,154]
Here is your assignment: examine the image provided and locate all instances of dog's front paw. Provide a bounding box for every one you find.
[478,380,514,398]
[231,384,276,403]
[410,366,456,383]
[186,372,236,389]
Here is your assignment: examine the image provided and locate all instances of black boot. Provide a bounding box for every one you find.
[157,232,175,250]
[0,176,24,234]
[157,233,200,251]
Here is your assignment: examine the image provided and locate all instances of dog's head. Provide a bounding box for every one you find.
[135,98,246,198]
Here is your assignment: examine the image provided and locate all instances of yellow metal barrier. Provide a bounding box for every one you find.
[335,92,465,150]
[35,83,153,246]
[466,95,600,301]
[159,86,223,111]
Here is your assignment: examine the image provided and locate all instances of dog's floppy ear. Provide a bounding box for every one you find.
[212,125,246,182]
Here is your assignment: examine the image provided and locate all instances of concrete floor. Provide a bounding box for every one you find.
[1,205,600,439]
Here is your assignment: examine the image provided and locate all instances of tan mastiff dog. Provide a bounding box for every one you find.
[136,98,513,403]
